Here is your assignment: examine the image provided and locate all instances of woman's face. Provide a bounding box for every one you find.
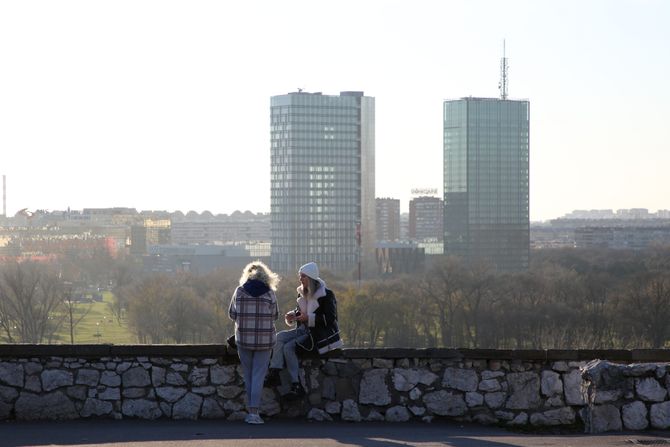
[299,273,309,290]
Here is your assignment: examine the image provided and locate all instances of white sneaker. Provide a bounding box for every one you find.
[244,413,264,425]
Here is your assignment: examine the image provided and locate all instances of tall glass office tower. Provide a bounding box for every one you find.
[270,91,375,275]
[443,97,529,271]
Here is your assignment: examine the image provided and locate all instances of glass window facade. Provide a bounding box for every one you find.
[271,91,375,274]
[443,97,530,271]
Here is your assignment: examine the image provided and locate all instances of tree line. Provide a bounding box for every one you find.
[1,246,670,348]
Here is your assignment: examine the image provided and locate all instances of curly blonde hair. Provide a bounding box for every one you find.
[239,260,280,291]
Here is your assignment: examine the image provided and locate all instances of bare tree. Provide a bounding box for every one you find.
[61,292,93,344]
[623,273,670,348]
[0,262,64,343]
[418,256,467,347]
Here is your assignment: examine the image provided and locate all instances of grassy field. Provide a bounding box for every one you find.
[54,292,136,344]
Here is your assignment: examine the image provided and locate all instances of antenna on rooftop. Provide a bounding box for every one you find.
[498,40,509,100]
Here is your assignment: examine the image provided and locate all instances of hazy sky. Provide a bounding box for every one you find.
[1,0,668,221]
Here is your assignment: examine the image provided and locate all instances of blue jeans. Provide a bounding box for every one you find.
[237,347,272,411]
[269,326,309,383]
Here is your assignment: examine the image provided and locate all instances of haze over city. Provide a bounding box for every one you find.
[1,0,668,222]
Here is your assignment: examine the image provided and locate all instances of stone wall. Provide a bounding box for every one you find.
[581,359,670,432]
[1,345,669,432]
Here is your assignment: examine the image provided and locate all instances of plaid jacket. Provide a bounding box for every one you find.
[228,285,279,350]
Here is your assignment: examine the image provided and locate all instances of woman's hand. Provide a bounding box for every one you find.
[295,311,308,323]
[285,311,296,323]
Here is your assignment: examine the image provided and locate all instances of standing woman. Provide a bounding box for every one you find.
[228,261,279,424]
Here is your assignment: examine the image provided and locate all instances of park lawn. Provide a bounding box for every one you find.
[53,292,136,344]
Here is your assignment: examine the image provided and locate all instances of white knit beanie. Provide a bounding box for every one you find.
[298,262,320,280]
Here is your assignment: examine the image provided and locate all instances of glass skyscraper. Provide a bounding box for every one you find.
[270,91,375,275]
[443,97,530,271]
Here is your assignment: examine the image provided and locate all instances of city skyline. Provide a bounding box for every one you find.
[1,0,668,222]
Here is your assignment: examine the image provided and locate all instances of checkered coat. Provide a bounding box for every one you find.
[228,285,279,350]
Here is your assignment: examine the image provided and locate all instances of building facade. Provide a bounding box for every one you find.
[443,97,529,271]
[130,218,171,255]
[270,91,375,275]
[376,198,400,242]
[408,196,443,242]
[171,213,270,245]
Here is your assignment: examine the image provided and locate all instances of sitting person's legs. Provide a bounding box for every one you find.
[268,326,309,387]
[269,328,298,370]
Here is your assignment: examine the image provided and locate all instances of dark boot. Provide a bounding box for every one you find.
[285,382,306,400]
[264,368,281,387]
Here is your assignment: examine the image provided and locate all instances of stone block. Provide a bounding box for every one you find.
[466,392,484,407]
[359,369,390,405]
[530,407,575,426]
[66,385,87,401]
[385,406,411,422]
[81,398,113,417]
[409,387,422,400]
[308,408,332,421]
[166,372,187,386]
[41,370,73,392]
[423,390,467,416]
[505,372,540,410]
[590,404,622,433]
[636,377,667,402]
[325,401,341,414]
[100,371,121,387]
[123,367,151,388]
[479,379,501,392]
[650,401,670,429]
[76,369,100,387]
[373,358,393,369]
[563,369,587,405]
[122,399,162,419]
[443,367,478,392]
[541,370,563,397]
[484,392,506,409]
[123,388,147,399]
[365,409,385,421]
[188,367,209,386]
[25,376,42,393]
[151,366,166,387]
[0,385,19,402]
[173,393,203,420]
[98,387,121,401]
[341,399,361,421]
[0,401,12,420]
[622,401,648,430]
[201,397,225,419]
[481,370,504,380]
[210,365,235,385]
[156,386,187,403]
[15,391,77,420]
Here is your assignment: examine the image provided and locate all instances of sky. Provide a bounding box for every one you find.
[1,0,668,222]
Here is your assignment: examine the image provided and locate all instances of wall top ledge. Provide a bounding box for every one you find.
[1,345,669,362]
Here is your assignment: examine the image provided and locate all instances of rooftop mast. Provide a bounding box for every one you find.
[499,40,509,100]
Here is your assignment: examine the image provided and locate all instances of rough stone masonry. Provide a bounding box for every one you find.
[0,346,669,433]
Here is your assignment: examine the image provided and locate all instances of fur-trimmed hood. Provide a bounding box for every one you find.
[295,278,327,328]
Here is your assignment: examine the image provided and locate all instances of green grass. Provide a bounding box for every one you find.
[53,292,136,344]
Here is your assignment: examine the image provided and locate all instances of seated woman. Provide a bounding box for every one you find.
[265,262,343,398]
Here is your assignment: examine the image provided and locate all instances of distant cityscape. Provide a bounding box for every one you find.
[1,79,667,275]
[2,202,669,278]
